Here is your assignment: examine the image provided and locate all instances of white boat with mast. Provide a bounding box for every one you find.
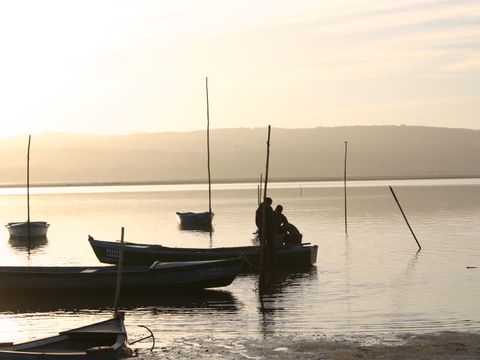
[176,77,214,228]
[5,135,49,239]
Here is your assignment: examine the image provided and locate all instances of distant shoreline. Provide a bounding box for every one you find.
[0,175,479,189]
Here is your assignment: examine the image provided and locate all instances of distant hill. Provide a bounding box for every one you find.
[0,126,479,186]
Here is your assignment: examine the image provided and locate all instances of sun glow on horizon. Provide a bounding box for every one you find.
[0,0,478,137]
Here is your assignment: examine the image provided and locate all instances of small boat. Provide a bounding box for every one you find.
[5,221,50,238]
[176,78,214,228]
[6,135,49,239]
[0,258,242,292]
[88,236,318,271]
[0,312,127,359]
[176,211,214,227]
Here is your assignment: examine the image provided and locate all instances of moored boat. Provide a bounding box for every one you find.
[176,78,215,229]
[88,236,318,271]
[5,221,50,238]
[0,312,127,359]
[0,258,242,292]
[6,135,49,239]
[176,211,214,227]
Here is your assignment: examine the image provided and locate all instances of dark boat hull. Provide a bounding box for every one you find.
[88,237,318,271]
[0,314,126,359]
[0,258,242,292]
[176,211,214,228]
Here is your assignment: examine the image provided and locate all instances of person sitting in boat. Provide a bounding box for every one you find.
[273,204,303,246]
[255,197,275,250]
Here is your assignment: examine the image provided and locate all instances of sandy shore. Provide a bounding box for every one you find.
[131,332,480,359]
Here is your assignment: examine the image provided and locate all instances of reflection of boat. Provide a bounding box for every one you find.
[6,136,49,239]
[89,236,318,271]
[5,221,49,239]
[176,78,214,228]
[8,233,48,250]
[0,288,237,313]
[178,220,214,232]
[0,312,127,359]
[0,258,242,292]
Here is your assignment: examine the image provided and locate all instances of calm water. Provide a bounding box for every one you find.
[0,178,479,350]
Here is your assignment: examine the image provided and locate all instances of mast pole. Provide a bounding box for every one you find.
[27,135,31,240]
[206,77,212,223]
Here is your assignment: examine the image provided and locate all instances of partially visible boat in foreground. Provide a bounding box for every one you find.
[0,258,242,292]
[5,221,50,238]
[0,312,127,359]
[88,236,318,271]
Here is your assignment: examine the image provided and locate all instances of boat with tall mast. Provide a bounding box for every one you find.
[176,77,214,228]
[5,135,49,239]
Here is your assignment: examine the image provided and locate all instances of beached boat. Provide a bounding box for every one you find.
[0,313,127,359]
[176,78,214,228]
[5,221,50,238]
[88,236,318,271]
[0,258,242,292]
[6,135,49,239]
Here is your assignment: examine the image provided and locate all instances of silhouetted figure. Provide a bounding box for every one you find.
[273,205,288,234]
[255,197,275,254]
[273,204,303,246]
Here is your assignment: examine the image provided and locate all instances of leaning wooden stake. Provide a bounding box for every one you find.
[344,141,348,235]
[389,186,421,250]
[114,227,125,316]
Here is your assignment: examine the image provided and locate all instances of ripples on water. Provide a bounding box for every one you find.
[0,178,479,350]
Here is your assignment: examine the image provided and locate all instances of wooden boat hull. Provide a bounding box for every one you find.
[0,258,242,292]
[89,237,318,271]
[0,314,127,359]
[5,221,49,238]
[176,211,214,226]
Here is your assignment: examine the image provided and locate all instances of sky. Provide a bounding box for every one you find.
[0,0,479,138]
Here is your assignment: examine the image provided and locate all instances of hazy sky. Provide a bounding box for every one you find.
[1,0,479,138]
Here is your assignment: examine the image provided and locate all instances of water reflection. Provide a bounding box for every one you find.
[8,236,48,251]
[257,268,318,337]
[0,288,237,313]
[178,223,214,233]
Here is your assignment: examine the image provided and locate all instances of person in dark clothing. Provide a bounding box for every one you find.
[255,197,275,250]
[273,204,303,246]
[273,204,288,234]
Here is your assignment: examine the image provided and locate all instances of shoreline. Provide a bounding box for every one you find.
[133,331,480,359]
[0,175,479,189]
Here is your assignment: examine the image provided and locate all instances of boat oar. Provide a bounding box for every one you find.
[114,227,125,316]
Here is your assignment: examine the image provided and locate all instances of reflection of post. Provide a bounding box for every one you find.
[389,186,421,251]
[258,272,268,339]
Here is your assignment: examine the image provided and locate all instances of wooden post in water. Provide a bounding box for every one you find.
[26,135,31,241]
[261,126,272,267]
[114,227,125,316]
[344,141,348,235]
[258,174,263,206]
[389,186,421,251]
[206,77,212,224]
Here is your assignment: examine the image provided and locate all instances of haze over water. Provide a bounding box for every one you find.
[0,178,478,351]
